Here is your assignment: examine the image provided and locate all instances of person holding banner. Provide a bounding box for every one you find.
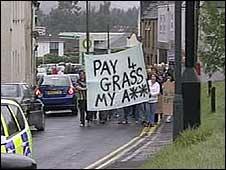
[147,74,160,127]
[76,70,94,127]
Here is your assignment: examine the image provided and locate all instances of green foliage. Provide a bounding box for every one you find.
[141,81,225,169]
[174,127,213,147]
[199,1,225,77]
[36,54,79,67]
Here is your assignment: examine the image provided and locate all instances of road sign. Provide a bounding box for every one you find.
[82,39,92,49]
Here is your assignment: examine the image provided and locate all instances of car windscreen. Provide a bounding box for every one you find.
[1,84,20,97]
[69,75,79,82]
[40,76,70,86]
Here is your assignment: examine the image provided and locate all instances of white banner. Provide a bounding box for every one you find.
[85,44,149,111]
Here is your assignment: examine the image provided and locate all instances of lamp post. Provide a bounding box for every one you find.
[107,24,110,54]
[182,1,201,129]
[173,1,184,140]
[86,1,89,54]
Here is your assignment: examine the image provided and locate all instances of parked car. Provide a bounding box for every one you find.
[1,98,33,157]
[35,75,78,115]
[1,83,45,131]
[67,74,80,87]
[1,153,37,169]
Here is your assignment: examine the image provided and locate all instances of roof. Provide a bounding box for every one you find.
[95,33,130,49]
[1,82,27,85]
[58,32,127,40]
[37,36,65,43]
[141,1,158,19]
[1,98,20,106]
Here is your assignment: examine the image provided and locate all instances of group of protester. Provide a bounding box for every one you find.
[75,63,174,127]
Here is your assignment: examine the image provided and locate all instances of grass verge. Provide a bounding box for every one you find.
[141,81,225,169]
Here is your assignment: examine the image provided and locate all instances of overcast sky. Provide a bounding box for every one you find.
[39,1,140,14]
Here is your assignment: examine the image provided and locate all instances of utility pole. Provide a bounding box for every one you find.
[173,1,183,140]
[182,1,201,129]
[194,1,200,63]
[107,24,110,54]
[86,1,89,54]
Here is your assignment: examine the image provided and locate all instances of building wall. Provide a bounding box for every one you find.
[140,1,158,67]
[1,1,33,84]
[37,42,50,57]
[141,19,158,66]
[58,42,64,56]
[37,41,64,57]
[157,2,186,64]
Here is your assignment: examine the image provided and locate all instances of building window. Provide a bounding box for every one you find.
[50,42,59,55]
[170,14,174,31]
[160,15,166,34]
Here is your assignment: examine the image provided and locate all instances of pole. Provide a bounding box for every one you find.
[211,87,216,112]
[107,24,110,54]
[86,1,89,54]
[173,1,184,140]
[208,80,212,96]
[194,1,200,63]
[182,1,201,129]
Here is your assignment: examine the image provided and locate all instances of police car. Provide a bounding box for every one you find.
[1,98,32,157]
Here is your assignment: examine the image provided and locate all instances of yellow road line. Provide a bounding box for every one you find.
[85,122,161,169]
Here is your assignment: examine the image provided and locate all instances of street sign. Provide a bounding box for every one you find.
[82,39,92,49]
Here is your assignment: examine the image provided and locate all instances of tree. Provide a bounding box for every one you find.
[44,1,81,34]
[199,1,225,77]
[37,1,139,33]
[57,1,81,15]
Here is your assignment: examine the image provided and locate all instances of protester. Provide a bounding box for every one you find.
[99,110,108,124]
[76,70,94,127]
[147,73,160,127]
[122,105,133,124]
[117,108,127,124]
[51,65,58,74]
[57,69,64,75]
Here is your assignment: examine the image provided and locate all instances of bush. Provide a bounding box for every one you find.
[36,54,80,67]
[175,127,213,147]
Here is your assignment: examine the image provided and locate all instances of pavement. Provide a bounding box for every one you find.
[84,116,173,169]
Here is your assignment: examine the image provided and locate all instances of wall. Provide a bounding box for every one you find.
[37,42,50,57]
[58,42,64,56]
[1,1,33,84]
[157,2,186,63]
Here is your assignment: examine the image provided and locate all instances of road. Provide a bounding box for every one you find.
[31,112,143,169]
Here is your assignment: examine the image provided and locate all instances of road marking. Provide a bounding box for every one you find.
[95,137,146,169]
[84,136,141,169]
[121,125,164,162]
[85,124,160,169]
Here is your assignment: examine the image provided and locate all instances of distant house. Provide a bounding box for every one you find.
[140,1,158,66]
[37,36,64,57]
[94,32,131,54]
[157,2,186,64]
[58,32,131,55]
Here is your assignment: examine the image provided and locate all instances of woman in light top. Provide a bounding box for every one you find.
[147,74,160,127]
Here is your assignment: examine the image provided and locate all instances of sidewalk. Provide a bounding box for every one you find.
[105,117,173,169]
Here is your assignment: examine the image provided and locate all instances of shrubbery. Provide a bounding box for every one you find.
[36,54,80,66]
